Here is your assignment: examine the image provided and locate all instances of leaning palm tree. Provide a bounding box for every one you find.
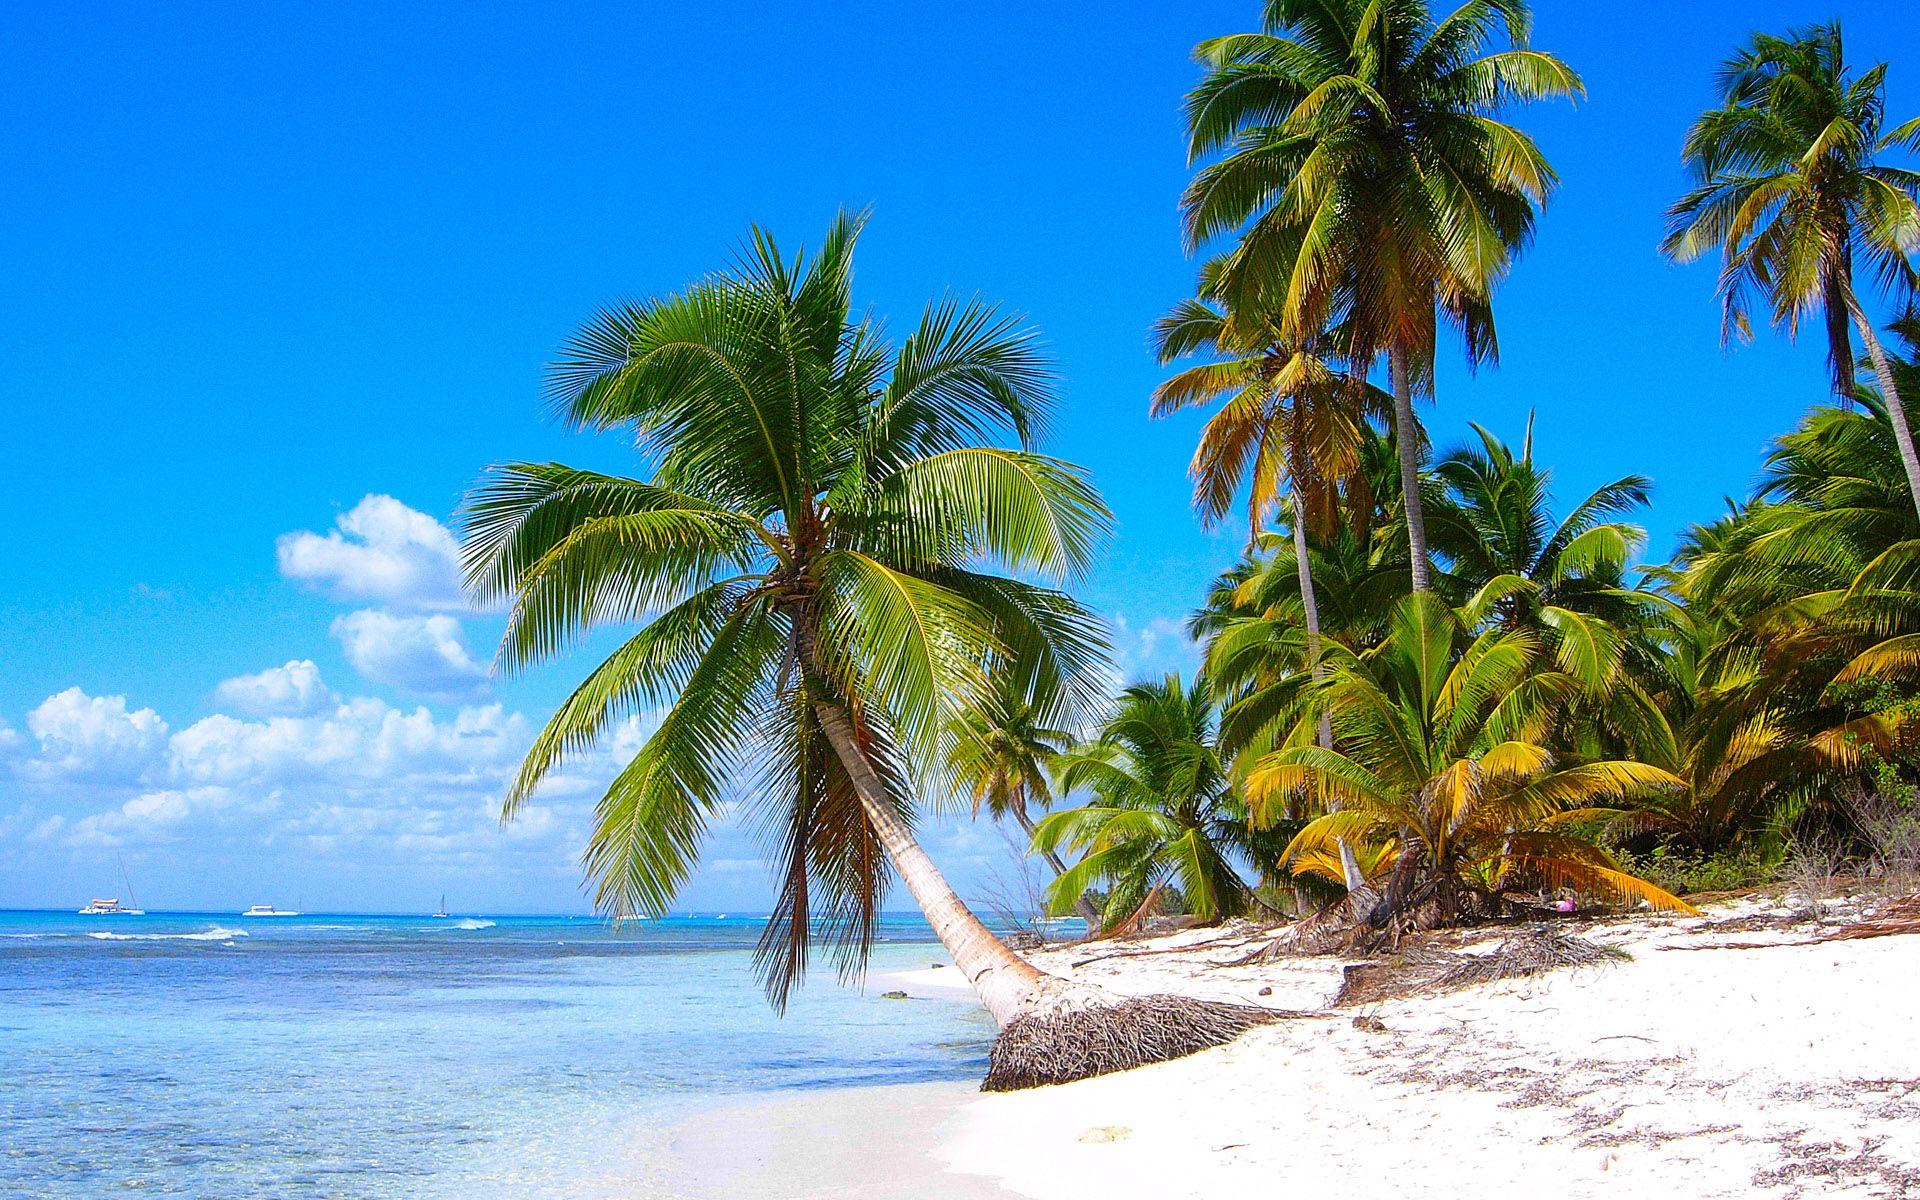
[463,213,1267,1090]
[1663,20,1920,514]
[1184,0,1582,591]
[1249,594,1698,928]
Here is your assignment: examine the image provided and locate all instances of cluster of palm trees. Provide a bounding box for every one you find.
[461,4,1920,1083]
[961,5,1920,939]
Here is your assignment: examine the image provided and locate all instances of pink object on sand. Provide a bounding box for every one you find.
[1554,899,1577,913]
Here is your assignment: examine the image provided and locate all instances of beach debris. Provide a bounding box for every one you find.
[880,990,910,1000]
[1336,928,1627,1005]
[1813,893,1920,943]
[981,992,1284,1091]
[1077,1126,1131,1143]
[1352,1015,1388,1033]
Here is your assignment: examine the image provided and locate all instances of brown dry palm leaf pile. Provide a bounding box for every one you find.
[1334,928,1627,1006]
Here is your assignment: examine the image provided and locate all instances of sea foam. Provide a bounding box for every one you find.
[87,927,248,942]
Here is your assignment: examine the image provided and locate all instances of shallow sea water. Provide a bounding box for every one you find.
[0,910,995,1198]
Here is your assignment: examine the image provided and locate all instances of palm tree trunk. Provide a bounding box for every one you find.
[808,692,1046,1026]
[1287,465,1364,893]
[1390,345,1433,592]
[1846,289,1920,522]
[1824,270,1858,405]
[793,622,1274,1090]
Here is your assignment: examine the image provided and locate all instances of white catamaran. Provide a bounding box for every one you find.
[79,858,145,915]
[240,905,299,917]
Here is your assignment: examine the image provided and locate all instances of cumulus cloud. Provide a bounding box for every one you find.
[211,660,336,718]
[22,688,169,782]
[168,698,526,788]
[329,610,490,700]
[277,495,468,611]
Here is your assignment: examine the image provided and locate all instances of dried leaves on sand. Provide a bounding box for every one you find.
[1336,928,1627,1006]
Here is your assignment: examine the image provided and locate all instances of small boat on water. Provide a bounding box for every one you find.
[240,905,299,917]
[431,894,450,918]
[80,858,145,915]
[78,897,144,915]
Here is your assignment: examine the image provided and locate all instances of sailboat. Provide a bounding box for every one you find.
[79,857,145,915]
[431,894,450,918]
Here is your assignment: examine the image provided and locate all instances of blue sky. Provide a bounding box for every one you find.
[3,1,1917,912]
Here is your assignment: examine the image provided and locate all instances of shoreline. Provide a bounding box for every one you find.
[665,892,1920,1199]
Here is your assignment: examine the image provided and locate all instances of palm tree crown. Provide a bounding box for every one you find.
[1182,0,1582,591]
[1664,21,1920,398]
[461,212,1111,1012]
[1036,674,1266,932]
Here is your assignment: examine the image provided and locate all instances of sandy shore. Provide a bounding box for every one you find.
[658,1080,1017,1198]
[662,893,1920,1199]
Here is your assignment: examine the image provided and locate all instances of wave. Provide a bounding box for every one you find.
[87,927,248,942]
[451,919,495,930]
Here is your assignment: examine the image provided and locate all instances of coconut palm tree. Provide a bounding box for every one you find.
[1663,20,1920,515]
[1149,278,1389,891]
[1035,675,1269,932]
[946,682,1101,924]
[463,215,1262,1087]
[1427,420,1670,691]
[1183,0,1582,592]
[1248,593,1697,925]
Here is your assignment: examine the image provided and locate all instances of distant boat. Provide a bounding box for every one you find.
[78,897,143,915]
[240,905,299,917]
[431,894,450,918]
[80,857,145,915]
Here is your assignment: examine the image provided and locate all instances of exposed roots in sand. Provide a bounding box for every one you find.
[1335,928,1626,1006]
[981,993,1283,1092]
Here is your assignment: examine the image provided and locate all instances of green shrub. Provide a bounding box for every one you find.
[1614,846,1781,896]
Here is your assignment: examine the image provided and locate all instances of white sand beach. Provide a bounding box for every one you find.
[686,893,1920,1200]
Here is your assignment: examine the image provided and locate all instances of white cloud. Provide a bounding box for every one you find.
[277,495,467,611]
[211,660,336,718]
[65,787,259,847]
[329,610,489,700]
[1109,612,1203,684]
[168,698,526,788]
[22,688,169,782]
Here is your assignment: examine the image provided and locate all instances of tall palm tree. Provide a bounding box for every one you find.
[1664,21,1920,515]
[1035,675,1270,932]
[1148,278,1385,877]
[1249,594,1697,924]
[1183,0,1582,592]
[461,216,1246,1086]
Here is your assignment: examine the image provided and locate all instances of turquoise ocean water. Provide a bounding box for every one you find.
[0,909,997,1198]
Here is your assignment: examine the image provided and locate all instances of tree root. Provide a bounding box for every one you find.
[981,993,1282,1091]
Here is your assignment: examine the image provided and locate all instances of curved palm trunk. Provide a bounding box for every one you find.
[1390,345,1433,592]
[794,621,1274,1089]
[808,693,1045,1026]
[1846,289,1920,522]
